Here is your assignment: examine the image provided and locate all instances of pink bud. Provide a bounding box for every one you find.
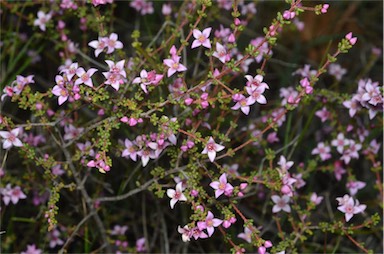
[281,185,291,195]
[170,45,177,56]
[137,118,143,123]
[222,220,231,228]
[180,145,188,152]
[321,4,329,13]
[228,33,236,43]
[196,205,204,212]
[229,217,237,223]
[264,240,272,248]
[58,20,66,29]
[97,109,105,116]
[237,192,244,197]
[258,246,266,254]
[74,93,81,100]
[87,160,96,167]
[234,18,241,26]
[120,116,129,123]
[184,98,194,105]
[162,3,172,16]
[35,102,43,110]
[240,183,248,190]
[128,118,138,126]
[115,240,121,246]
[300,78,310,88]
[190,189,199,197]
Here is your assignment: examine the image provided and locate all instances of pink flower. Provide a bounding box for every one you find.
[88,37,107,57]
[310,193,323,205]
[52,81,69,105]
[122,139,138,161]
[300,77,313,94]
[51,165,65,176]
[277,155,294,177]
[343,99,359,117]
[311,142,331,161]
[345,32,357,45]
[213,42,229,63]
[75,67,97,87]
[130,0,154,15]
[321,4,329,13]
[271,195,291,213]
[231,94,252,115]
[110,225,128,235]
[132,69,163,93]
[337,195,366,222]
[244,74,269,89]
[283,10,295,20]
[162,3,172,15]
[136,237,146,252]
[177,225,192,242]
[166,182,187,209]
[48,228,64,248]
[21,244,42,254]
[191,27,212,49]
[197,211,222,237]
[334,161,346,181]
[331,133,350,154]
[105,33,123,53]
[315,107,331,122]
[61,62,79,80]
[0,128,23,149]
[245,85,268,105]
[238,227,252,243]
[346,180,366,196]
[328,63,347,81]
[33,11,52,31]
[163,54,187,77]
[201,137,225,162]
[209,173,234,198]
[1,184,27,205]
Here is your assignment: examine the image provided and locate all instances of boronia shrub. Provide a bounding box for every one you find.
[0,0,382,253]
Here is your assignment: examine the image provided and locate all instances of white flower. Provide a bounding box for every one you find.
[0,128,23,149]
[271,195,291,213]
[166,182,187,209]
[33,11,52,31]
[201,137,225,162]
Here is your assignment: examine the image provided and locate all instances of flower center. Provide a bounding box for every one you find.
[207,143,215,151]
[172,62,179,69]
[198,35,206,43]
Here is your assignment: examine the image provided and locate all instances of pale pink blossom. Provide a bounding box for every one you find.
[75,67,97,87]
[105,33,123,53]
[88,37,107,57]
[197,211,222,237]
[315,107,331,123]
[238,227,252,243]
[1,184,27,205]
[271,195,291,213]
[337,195,366,222]
[201,137,225,162]
[21,244,42,254]
[209,173,234,198]
[191,27,212,49]
[311,142,331,161]
[166,182,187,209]
[33,11,52,31]
[231,94,252,115]
[213,42,229,63]
[346,180,366,196]
[328,63,347,81]
[110,225,128,235]
[0,128,23,149]
[163,54,187,77]
[331,133,350,154]
[310,193,323,205]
